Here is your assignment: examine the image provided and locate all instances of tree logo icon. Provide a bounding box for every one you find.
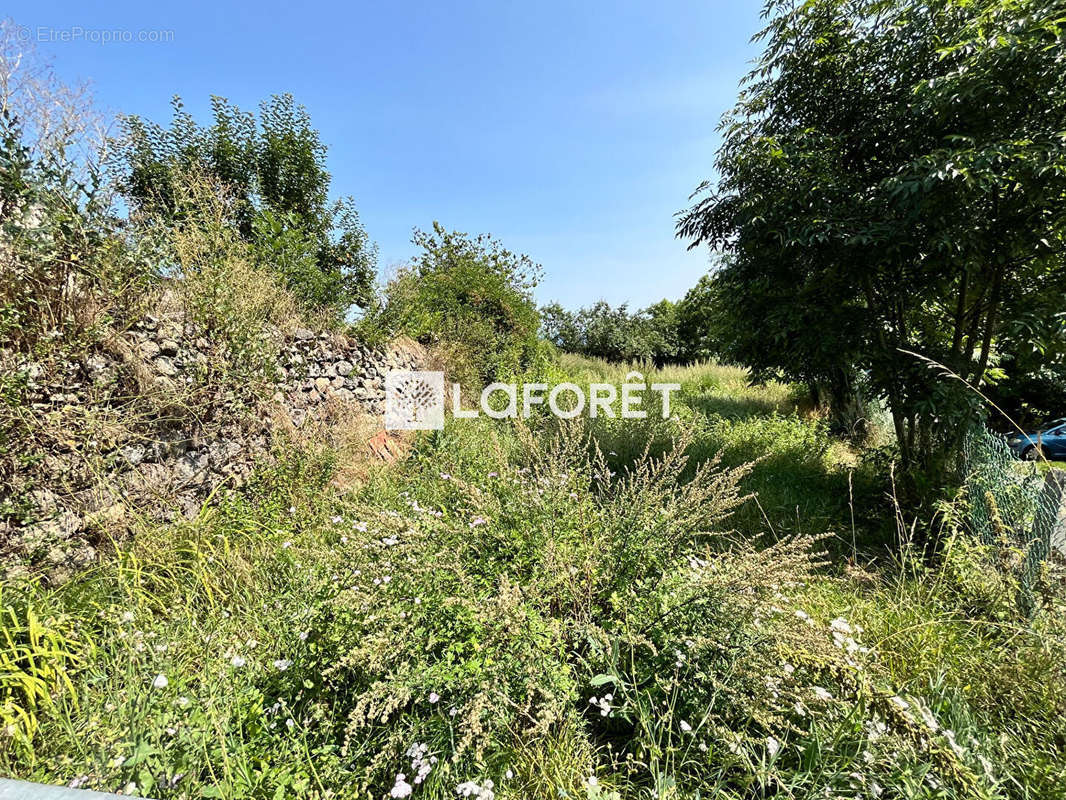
[385,371,445,430]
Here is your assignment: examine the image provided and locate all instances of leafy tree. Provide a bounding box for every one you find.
[540,300,683,365]
[642,299,680,366]
[380,222,545,383]
[675,273,722,363]
[115,94,376,312]
[540,302,583,353]
[678,0,1066,472]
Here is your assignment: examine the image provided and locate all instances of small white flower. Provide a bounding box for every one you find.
[766,736,781,757]
[390,772,409,797]
[829,617,853,635]
[285,717,295,730]
[152,673,168,689]
[504,770,513,780]
[230,655,246,668]
[812,686,833,701]
[429,691,440,703]
[273,659,292,671]
[679,720,692,732]
[331,515,343,524]
[282,541,292,549]
[299,630,309,641]
[585,775,598,788]
[121,611,135,623]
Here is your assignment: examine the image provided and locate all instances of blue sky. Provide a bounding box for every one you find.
[7,1,761,309]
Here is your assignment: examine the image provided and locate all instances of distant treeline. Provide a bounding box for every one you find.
[540,275,718,366]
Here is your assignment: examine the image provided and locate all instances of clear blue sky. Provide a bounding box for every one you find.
[7,1,761,309]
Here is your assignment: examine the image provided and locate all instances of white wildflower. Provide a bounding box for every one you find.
[429,691,440,704]
[588,693,613,717]
[829,617,853,635]
[390,774,413,798]
[766,736,781,757]
[273,659,292,671]
[152,674,168,689]
[230,655,246,668]
[679,720,692,733]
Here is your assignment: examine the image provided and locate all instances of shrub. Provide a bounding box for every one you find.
[157,168,300,385]
[377,223,545,385]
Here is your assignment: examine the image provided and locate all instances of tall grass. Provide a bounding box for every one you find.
[1,358,1063,798]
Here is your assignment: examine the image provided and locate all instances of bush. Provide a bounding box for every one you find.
[158,169,300,385]
[376,223,546,385]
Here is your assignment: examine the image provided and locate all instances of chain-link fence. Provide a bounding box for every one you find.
[960,427,1065,614]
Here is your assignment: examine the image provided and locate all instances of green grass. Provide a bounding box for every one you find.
[2,357,1064,799]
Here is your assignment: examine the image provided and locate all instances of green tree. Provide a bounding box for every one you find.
[115,94,376,312]
[381,222,544,383]
[678,0,1066,472]
[540,302,583,353]
[675,273,722,363]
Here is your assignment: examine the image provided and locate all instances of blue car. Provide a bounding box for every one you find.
[1007,418,1066,461]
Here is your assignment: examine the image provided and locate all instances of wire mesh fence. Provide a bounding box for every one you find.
[960,427,1065,615]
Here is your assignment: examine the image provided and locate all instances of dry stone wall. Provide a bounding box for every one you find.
[2,313,425,582]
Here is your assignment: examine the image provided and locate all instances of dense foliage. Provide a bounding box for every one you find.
[677,0,1066,471]
[376,222,546,384]
[4,360,1065,799]
[115,94,377,313]
[540,300,684,365]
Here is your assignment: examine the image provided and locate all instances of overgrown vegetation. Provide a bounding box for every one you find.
[675,0,1066,474]
[3,5,1066,799]
[372,222,548,385]
[3,357,1064,798]
[116,94,377,315]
